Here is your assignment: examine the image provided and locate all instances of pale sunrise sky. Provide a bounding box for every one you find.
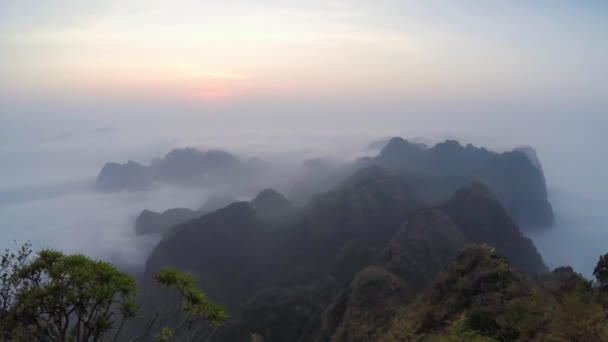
[1,0,606,105]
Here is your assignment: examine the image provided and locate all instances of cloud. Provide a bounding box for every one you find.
[0,185,212,272]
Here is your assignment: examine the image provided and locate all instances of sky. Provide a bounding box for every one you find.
[2,0,607,159]
[1,1,607,107]
[0,1,607,275]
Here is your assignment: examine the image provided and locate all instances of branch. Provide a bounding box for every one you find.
[171,317,189,333]
[60,310,70,340]
[129,312,159,342]
[111,315,127,342]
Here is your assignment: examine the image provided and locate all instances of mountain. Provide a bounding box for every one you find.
[379,246,608,341]
[305,166,419,254]
[440,182,547,275]
[316,267,413,342]
[314,209,458,341]
[136,161,558,341]
[373,137,553,229]
[143,202,275,311]
[250,188,293,222]
[200,194,238,212]
[284,137,553,230]
[134,208,204,236]
[365,136,395,151]
[95,161,153,191]
[138,166,422,341]
[142,166,420,303]
[322,245,608,342]
[153,148,242,185]
[514,145,544,172]
[318,183,547,341]
[287,158,346,206]
[378,208,467,290]
[95,148,264,191]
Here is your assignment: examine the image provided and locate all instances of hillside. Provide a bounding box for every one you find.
[379,246,608,341]
[374,138,553,229]
[135,207,204,236]
[137,159,556,341]
[284,137,554,230]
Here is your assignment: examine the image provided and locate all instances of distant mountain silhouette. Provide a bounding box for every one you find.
[283,137,553,230]
[95,148,265,191]
[96,161,153,191]
[373,137,553,229]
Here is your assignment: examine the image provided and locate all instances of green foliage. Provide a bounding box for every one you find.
[437,314,498,342]
[0,242,35,340]
[0,244,226,342]
[154,326,173,342]
[380,247,608,342]
[250,333,265,342]
[464,308,500,337]
[594,253,608,289]
[155,267,195,290]
[154,267,228,327]
[0,247,137,341]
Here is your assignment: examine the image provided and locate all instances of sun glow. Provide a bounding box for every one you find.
[1,1,606,105]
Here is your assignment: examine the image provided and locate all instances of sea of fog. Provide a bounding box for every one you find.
[0,111,606,277]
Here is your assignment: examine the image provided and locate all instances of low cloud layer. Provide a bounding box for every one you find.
[0,112,606,278]
[0,185,211,272]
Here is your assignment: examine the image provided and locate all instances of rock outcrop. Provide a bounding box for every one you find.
[250,188,293,221]
[373,137,554,229]
[440,182,548,275]
[135,208,204,236]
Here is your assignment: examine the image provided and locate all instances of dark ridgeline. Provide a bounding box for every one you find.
[132,133,557,340]
[97,138,553,231]
[286,137,553,231]
[134,194,242,237]
[106,137,572,341]
[317,183,547,341]
[373,137,553,229]
[250,188,294,222]
[135,208,205,236]
[200,194,238,213]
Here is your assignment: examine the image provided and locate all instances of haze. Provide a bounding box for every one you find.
[1,1,607,276]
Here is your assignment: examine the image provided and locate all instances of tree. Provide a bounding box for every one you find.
[0,248,137,341]
[594,253,608,290]
[0,244,226,342]
[0,242,35,340]
[148,267,228,342]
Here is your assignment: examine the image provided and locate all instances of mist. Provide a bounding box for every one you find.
[0,96,606,277]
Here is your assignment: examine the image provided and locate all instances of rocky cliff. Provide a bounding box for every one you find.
[373,137,554,229]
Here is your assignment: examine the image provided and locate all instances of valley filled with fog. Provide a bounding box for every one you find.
[1,108,605,276]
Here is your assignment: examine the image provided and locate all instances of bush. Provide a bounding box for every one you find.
[0,243,226,342]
